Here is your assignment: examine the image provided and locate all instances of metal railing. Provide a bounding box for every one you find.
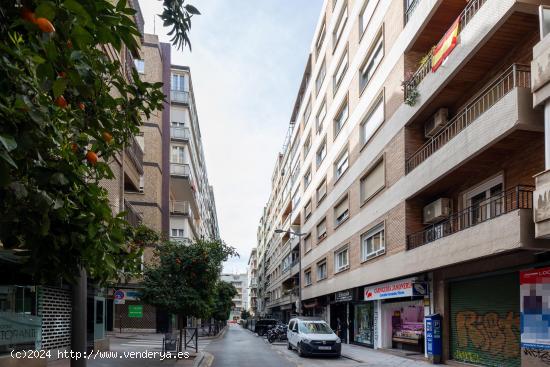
[170,163,191,177]
[170,127,191,140]
[170,201,192,216]
[407,185,534,250]
[171,90,190,104]
[404,0,420,25]
[125,136,144,174]
[403,0,487,101]
[124,200,143,227]
[406,64,531,173]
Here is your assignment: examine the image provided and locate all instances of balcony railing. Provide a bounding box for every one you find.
[404,0,420,25]
[403,0,487,101]
[170,200,192,216]
[170,236,192,244]
[170,162,191,177]
[125,136,144,174]
[124,200,143,227]
[406,64,531,173]
[170,127,191,140]
[171,90,190,104]
[407,185,534,250]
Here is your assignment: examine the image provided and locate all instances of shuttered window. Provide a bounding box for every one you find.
[317,218,327,240]
[334,197,349,226]
[360,159,385,202]
[317,178,327,203]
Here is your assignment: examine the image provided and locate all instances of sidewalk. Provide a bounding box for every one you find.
[342,344,432,366]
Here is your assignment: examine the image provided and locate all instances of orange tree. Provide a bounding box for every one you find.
[0,0,199,284]
[141,239,238,325]
[212,281,238,322]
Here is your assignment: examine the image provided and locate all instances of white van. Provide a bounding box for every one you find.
[287,317,341,357]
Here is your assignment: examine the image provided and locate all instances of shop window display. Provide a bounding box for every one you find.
[391,303,424,350]
[354,302,374,346]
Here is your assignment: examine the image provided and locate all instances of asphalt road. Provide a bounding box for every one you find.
[205,324,294,367]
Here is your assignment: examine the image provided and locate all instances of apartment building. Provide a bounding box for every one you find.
[256,0,550,366]
[247,248,259,316]
[169,66,220,243]
[220,273,248,321]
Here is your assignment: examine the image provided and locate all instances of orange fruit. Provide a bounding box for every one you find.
[70,143,78,153]
[86,151,98,165]
[58,71,66,78]
[102,132,113,143]
[55,96,68,108]
[35,18,55,33]
[67,40,73,49]
[21,8,36,23]
[78,102,85,111]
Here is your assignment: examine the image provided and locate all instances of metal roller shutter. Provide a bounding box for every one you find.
[450,272,520,367]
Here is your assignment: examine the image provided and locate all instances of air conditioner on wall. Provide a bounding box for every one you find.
[424,108,448,138]
[423,198,451,224]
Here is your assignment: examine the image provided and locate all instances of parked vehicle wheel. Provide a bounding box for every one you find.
[258,329,264,336]
[298,342,306,357]
[268,334,275,343]
[287,342,292,350]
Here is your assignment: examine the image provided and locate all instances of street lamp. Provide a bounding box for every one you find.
[274,229,306,316]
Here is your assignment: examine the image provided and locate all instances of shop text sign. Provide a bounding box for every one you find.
[364,278,424,301]
[0,312,42,347]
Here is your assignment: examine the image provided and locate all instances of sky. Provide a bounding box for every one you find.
[138,0,323,273]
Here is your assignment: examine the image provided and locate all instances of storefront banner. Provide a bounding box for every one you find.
[0,312,42,347]
[335,290,353,302]
[364,277,420,301]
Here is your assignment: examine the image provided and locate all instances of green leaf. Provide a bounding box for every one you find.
[52,79,68,98]
[71,26,93,48]
[50,172,69,186]
[35,2,57,21]
[0,151,17,168]
[64,0,91,23]
[184,4,201,15]
[9,182,27,199]
[0,134,17,152]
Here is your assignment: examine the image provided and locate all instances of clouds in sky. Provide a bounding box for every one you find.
[138,0,322,273]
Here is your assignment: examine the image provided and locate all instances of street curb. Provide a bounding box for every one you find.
[192,351,214,367]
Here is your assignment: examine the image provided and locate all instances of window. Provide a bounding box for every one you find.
[304,234,312,253]
[333,49,348,92]
[334,196,349,226]
[360,31,384,91]
[317,218,327,240]
[305,269,312,286]
[316,178,327,203]
[304,97,312,123]
[171,228,185,238]
[134,59,145,74]
[171,74,186,91]
[171,146,185,163]
[303,132,312,157]
[333,4,348,50]
[316,59,326,95]
[316,98,327,133]
[334,98,349,136]
[359,0,377,36]
[304,167,312,188]
[360,158,385,203]
[317,260,327,280]
[361,223,385,261]
[316,138,327,167]
[361,92,384,145]
[315,22,326,57]
[304,200,312,220]
[335,246,349,272]
[334,150,349,180]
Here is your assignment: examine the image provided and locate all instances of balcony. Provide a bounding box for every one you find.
[170,236,192,244]
[124,200,142,227]
[170,201,192,216]
[124,136,144,191]
[407,186,533,250]
[406,64,532,174]
[403,0,487,101]
[170,127,191,141]
[170,162,191,177]
[171,90,189,104]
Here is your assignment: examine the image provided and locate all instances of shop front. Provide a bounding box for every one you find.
[364,277,429,353]
[329,289,353,343]
[302,297,328,321]
[353,300,376,347]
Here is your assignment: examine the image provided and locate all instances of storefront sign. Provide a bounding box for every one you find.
[364,278,419,301]
[0,312,42,347]
[128,305,143,318]
[335,290,353,302]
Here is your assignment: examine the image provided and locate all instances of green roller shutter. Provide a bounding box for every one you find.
[450,272,520,367]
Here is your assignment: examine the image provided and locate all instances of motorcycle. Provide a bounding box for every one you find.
[267,324,288,343]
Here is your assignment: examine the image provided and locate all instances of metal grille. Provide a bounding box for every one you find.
[38,287,72,351]
[450,273,520,367]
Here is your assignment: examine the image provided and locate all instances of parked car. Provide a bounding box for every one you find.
[287,317,341,357]
[254,319,278,336]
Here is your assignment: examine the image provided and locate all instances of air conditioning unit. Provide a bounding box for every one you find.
[423,198,451,224]
[424,108,448,138]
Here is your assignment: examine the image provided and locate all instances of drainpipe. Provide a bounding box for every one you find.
[71,267,87,367]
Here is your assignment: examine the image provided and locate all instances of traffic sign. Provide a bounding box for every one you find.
[114,290,125,300]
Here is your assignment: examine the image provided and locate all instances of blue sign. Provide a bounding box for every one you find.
[114,290,125,300]
[425,314,442,361]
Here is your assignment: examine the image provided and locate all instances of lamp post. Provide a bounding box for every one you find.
[274,229,306,315]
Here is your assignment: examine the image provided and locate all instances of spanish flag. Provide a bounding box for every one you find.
[432,17,460,72]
